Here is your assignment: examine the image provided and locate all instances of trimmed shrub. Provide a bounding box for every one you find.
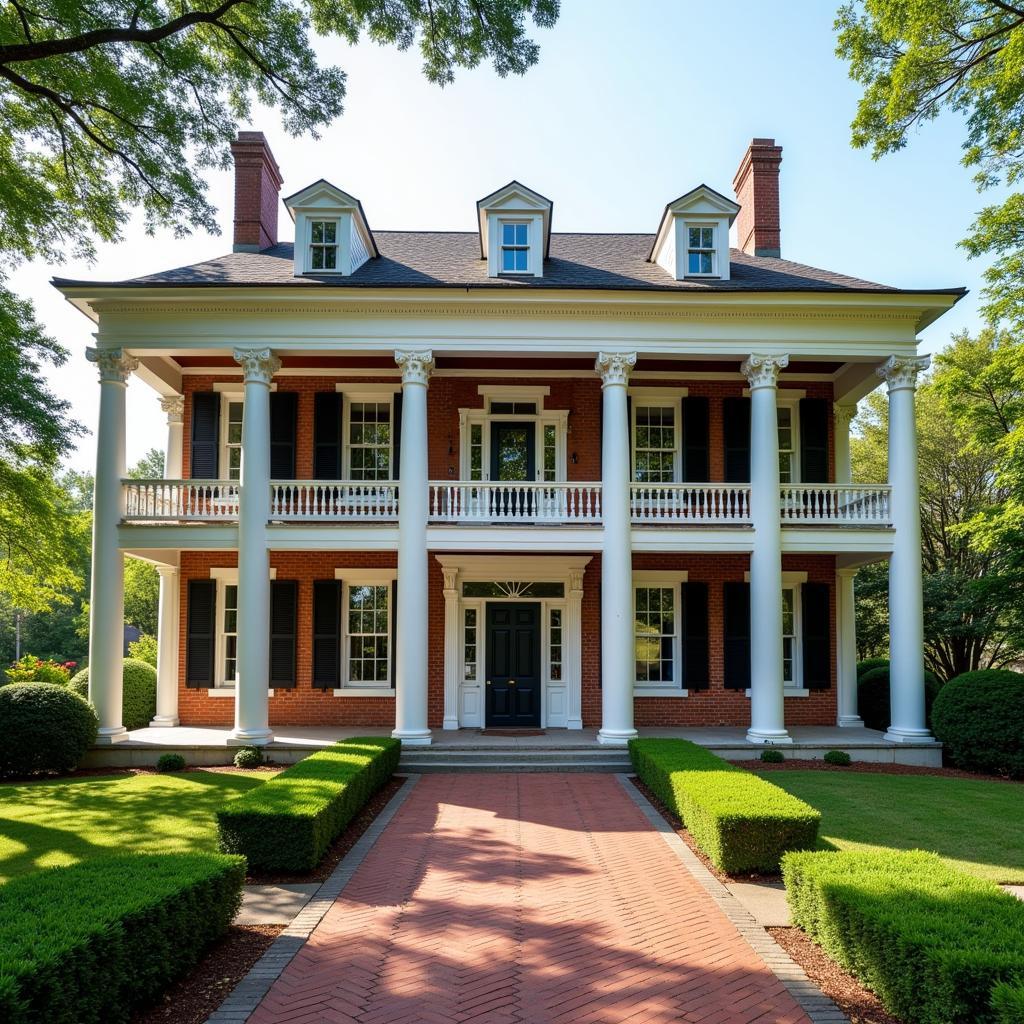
[992,979,1024,1023]
[0,684,98,777]
[233,746,263,769]
[0,852,244,1024]
[760,749,785,763]
[4,655,74,686]
[70,658,156,731]
[856,657,889,680]
[932,670,1024,778]
[823,750,851,767]
[858,665,943,733]
[217,737,400,872]
[783,849,1024,1024]
[629,739,820,874]
[156,753,186,773]
[127,633,158,667]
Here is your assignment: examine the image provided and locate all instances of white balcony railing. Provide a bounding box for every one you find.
[780,485,891,524]
[123,479,240,521]
[429,481,603,523]
[270,481,399,521]
[631,484,752,524]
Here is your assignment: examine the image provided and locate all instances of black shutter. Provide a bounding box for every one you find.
[626,396,632,479]
[800,398,830,484]
[723,582,751,690]
[392,392,402,480]
[802,582,831,689]
[269,580,297,688]
[312,580,342,688]
[269,392,298,480]
[682,397,710,482]
[390,578,398,687]
[186,579,216,688]
[190,392,220,478]
[723,397,751,483]
[682,582,709,690]
[313,392,343,480]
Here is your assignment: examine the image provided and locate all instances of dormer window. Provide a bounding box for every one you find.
[687,227,716,275]
[501,223,530,273]
[310,220,339,271]
[477,181,552,278]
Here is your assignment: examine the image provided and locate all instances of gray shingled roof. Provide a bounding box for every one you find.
[54,231,964,294]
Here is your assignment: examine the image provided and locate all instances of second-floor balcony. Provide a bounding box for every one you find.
[122,479,893,528]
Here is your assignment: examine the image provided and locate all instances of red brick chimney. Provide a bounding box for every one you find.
[732,138,782,258]
[229,131,283,252]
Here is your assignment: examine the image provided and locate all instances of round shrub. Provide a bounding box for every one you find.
[931,669,1024,778]
[156,753,186,773]
[856,657,889,681]
[823,750,851,767]
[0,683,98,777]
[858,665,943,733]
[760,749,785,763]
[70,658,157,731]
[233,746,263,769]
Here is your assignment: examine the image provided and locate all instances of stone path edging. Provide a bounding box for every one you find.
[615,773,848,1024]
[206,775,421,1024]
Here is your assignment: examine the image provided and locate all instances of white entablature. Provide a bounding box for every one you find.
[283,179,378,278]
[649,184,740,282]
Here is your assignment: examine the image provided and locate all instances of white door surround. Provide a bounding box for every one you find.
[437,554,591,730]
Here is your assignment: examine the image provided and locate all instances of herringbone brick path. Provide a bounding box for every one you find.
[247,774,812,1024]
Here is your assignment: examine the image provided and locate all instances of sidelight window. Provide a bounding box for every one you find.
[549,608,563,681]
[464,608,478,681]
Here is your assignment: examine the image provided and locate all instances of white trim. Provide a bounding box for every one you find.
[333,568,398,583]
[335,383,402,395]
[477,384,551,402]
[210,566,278,581]
[330,568,397,692]
[632,570,689,693]
[459,402,569,482]
[630,394,682,484]
[332,687,395,698]
[340,393,395,483]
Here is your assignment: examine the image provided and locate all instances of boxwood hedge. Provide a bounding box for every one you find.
[783,849,1024,1024]
[992,979,1024,1023]
[0,852,244,1024]
[628,738,820,874]
[217,737,400,872]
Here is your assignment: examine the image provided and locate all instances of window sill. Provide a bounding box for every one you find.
[332,687,395,698]
[207,688,276,697]
[634,687,689,698]
[743,688,808,698]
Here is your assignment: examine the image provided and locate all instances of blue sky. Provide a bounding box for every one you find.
[20,0,986,471]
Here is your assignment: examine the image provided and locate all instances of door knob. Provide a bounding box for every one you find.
[509,679,517,686]
[486,680,491,686]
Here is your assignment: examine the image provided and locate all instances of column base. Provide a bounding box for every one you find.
[838,715,864,728]
[441,718,459,731]
[94,726,129,745]
[227,728,274,747]
[883,727,935,743]
[597,728,638,746]
[745,728,793,745]
[149,715,180,728]
[392,729,432,746]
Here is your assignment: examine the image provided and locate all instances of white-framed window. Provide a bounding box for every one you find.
[345,583,391,686]
[634,585,676,685]
[500,222,530,273]
[782,587,798,685]
[347,400,392,480]
[686,226,716,275]
[632,403,678,483]
[778,405,796,484]
[310,219,339,271]
[220,582,238,686]
[222,398,244,481]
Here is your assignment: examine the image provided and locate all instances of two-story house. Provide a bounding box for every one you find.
[55,134,962,749]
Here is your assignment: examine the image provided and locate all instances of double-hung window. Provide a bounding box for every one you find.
[777,406,796,483]
[782,587,797,684]
[220,582,238,686]
[310,219,338,271]
[348,401,392,480]
[633,404,677,483]
[346,583,390,686]
[634,586,676,684]
[224,400,243,481]
[501,223,529,273]
[686,226,715,275]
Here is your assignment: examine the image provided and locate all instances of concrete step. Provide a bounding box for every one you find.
[399,748,631,773]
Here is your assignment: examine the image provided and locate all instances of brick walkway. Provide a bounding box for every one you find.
[247,774,812,1024]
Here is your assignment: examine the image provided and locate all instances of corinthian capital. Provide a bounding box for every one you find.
[877,354,930,392]
[595,351,637,388]
[395,349,435,385]
[159,395,184,422]
[86,347,139,384]
[233,347,281,385]
[740,353,789,389]
[833,403,857,429]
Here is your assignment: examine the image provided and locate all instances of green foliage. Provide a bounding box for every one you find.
[628,739,820,875]
[824,750,852,766]
[3,654,74,685]
[992,978,1024,1023]
[233,746,263,769]
[69,658,156,731]
[853,565,890,661]
[123,559,160,636]
[127,633,158,667]
[760,749,785,763]
[856,657,889,680]
[156,753,186,773]
[783,848,1024,1023]
[932,669,1024,778]
[217,737,400,872]
[125,449,164,480]
[0,852,244,1024]
[0,683,97,777]
[858,665,943,732]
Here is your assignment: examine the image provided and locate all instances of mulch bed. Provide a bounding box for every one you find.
[132,924,283,1024]
[737,759,1022,783]
[768,926,901,1024]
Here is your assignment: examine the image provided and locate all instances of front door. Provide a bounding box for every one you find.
[485,602,541,727]
[490,422,536,482]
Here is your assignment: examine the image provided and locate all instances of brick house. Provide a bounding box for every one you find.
[55,134,963,747]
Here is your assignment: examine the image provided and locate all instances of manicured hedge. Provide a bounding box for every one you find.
[856,657,889,680]
[992,979,1024,1023]
[217,737,401,871]
[0,852,244,1024]
[858,664,943,732]
[783,849,1024,1024]
[629,738,820,874]
[0,683,98,777]
[70,658,156,731]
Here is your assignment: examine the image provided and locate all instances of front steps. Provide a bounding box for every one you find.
[400,745,631,773]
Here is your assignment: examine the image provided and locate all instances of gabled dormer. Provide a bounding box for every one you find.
[283,179,378,277]
[477,181,552,278]
[648,184,739,282]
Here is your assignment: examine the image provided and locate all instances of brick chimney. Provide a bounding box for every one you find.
[229,131,283,252]
[732,138,782,258]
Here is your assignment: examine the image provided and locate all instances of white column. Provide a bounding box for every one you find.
[742,353,792,745]
[393,350,434,745]
[161,395,184,479]
[596,351,638,746]
[833,404,856,486]
[230,347,280,746]
[86,347,138,743]
[566,565,585,731]
[151,565,180,727]
[442,565,460,731]
[836,568,862,727]
[879,355,932,742]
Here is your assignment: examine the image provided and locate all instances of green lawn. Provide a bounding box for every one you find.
[756,770,1024,883]
[0,770,272,883]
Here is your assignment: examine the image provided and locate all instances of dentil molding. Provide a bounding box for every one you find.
[86,346,139,383]
[740,353,789,388]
